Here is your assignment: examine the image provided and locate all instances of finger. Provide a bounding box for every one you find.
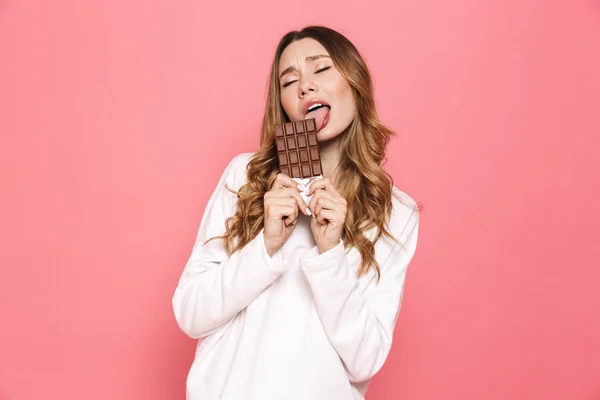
[317,209,338,226]
[265,196,295,209]
[278,200,298,216]
[310,189,344,206]
[272,173,292,190]
[315,197,343,218]
[316,214,327,225]
[284,216,296,226]
[308,190,319,213]
[283,207,299,226]
[272,187,309,215]
[308,190,339,214]
[307,178,342,197]
[282,197,298,208]
[271,198,300,220]
[276,205,296,221]
[272,173,303,191]
[313,197,338,217]
[313,196,322,217]
[306,178,327,195]
[265,200,290,218]
[271,179,286,190]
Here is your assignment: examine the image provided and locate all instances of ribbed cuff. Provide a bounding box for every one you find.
[255,228,288,275]
[299,240,345,272]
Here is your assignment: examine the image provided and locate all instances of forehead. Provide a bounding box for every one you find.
[279,38,329,70]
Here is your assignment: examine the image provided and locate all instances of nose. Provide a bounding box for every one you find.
[298,79,318,98]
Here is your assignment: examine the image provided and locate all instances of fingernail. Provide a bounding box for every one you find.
[306,208,312,216]
[298,184,305,191]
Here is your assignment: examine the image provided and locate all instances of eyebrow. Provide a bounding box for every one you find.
[279,54,331,79]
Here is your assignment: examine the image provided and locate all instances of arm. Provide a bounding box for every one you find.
[299,207,420,383]
[172,154,287,339]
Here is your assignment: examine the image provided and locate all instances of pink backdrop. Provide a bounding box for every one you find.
[1,0,599,399]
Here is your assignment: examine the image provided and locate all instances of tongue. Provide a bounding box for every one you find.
[306,107,330,131]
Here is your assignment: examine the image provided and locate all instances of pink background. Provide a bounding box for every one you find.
[1,0,599,399]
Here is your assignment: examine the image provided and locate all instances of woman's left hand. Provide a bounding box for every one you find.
[306,178,348,254]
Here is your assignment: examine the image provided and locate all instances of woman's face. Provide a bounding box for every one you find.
[278,38,356,143]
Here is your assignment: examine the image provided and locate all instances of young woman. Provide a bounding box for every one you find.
[172,25,421,400]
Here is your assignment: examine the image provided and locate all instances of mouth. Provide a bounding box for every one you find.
[303,102,331,132]
[304,101,331,117]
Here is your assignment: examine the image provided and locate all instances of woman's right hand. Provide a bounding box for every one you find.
[263,173,309,256]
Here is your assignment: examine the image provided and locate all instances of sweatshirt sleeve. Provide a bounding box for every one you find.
[299,204,420,383]
[172,153,287,339]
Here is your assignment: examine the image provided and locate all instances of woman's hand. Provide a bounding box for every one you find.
[263,173,309,257]
[306,178,348,254]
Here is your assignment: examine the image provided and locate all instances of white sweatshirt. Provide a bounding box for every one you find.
[172,153,420,400]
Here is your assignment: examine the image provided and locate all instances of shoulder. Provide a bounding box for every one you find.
[223,152,255,176]
[388,186,420,244]
[219,152,256,190]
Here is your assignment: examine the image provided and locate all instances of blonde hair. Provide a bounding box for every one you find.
[212,26,419,279]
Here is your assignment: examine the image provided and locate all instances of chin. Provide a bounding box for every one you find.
[317,122,352,143]
[316,128,338,143]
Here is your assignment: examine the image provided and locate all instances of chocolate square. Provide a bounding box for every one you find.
[274,118,323,179]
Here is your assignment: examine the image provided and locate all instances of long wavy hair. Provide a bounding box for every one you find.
[211,26,418,279]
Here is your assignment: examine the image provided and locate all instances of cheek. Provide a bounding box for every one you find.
[334,81,356,118]
[342,83,354,105]
[329,76,352,104]
[280,93,298,119]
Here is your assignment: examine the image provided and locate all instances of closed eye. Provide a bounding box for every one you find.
[281,66,332,88]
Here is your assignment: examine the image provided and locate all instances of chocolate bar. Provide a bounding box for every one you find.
[275,118,323,179]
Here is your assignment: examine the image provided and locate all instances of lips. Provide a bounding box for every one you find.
[304,106,330,132]
[301,99,332,132]
[303,99,331,116]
